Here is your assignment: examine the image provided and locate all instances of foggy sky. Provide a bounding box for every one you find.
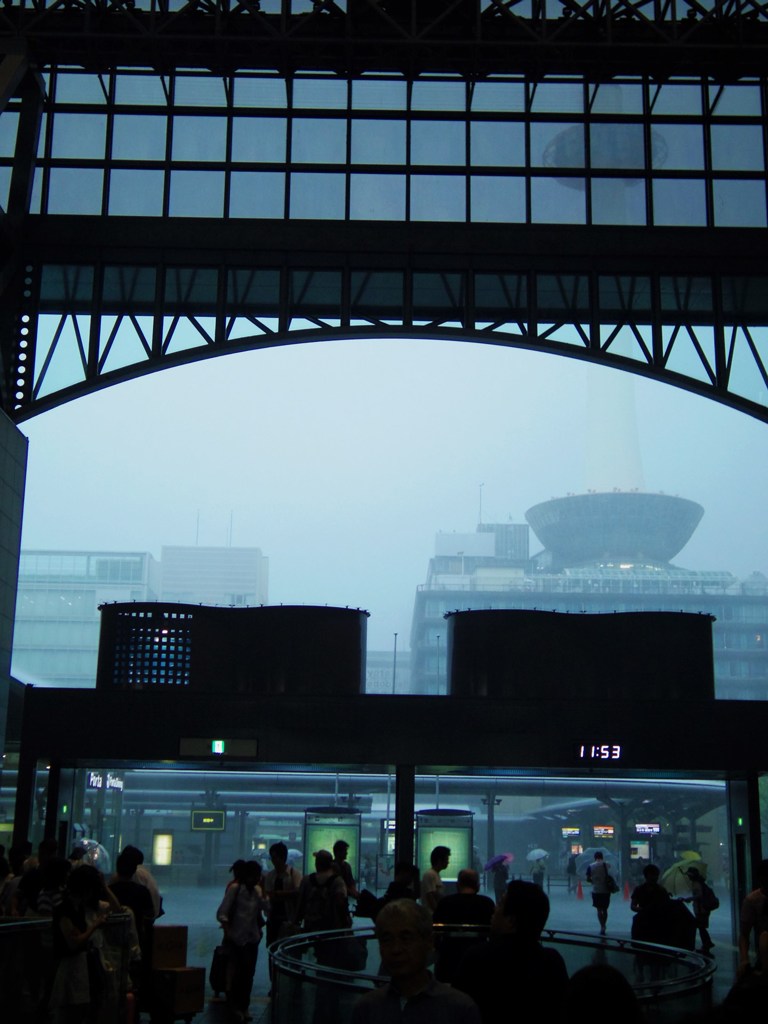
[17,338,768,649]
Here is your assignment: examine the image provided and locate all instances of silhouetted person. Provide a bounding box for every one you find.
[333,839,359,899]
[18,837,59,914]
[264,841,303,950]
[109,848,155,1000]
[683,866,715,953]
[49,865,121,1024]
[561,964,642,1024]
[454,880,568,1024]
[421,846,450,912]
[630,864,677,980]
[491,860,509,902]
[739,858,768,978]
[352,899,481,1024]
[380,861,418,909]
[566,854,577,893]
[216,859,267,1023]
[433,868,495,982]
[120,845,162,918]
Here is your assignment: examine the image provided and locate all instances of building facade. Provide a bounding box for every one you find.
[12,545,268,688]
[411,493,768,700]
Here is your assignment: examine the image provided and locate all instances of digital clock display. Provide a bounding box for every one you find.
[578,743,622,761]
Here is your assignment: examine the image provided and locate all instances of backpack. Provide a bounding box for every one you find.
[700,882,720,912]
[303,873,343,931]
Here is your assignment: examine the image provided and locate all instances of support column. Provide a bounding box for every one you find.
[394,764,415,867]
[6,68,44,221]
[12,741,36,847]
[727,774,762,943]
[44,760,61,842]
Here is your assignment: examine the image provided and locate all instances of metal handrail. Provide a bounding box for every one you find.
[269,923,716,1003]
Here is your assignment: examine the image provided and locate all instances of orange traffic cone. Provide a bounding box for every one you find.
[624,880,631,900]
[576,879,583,899]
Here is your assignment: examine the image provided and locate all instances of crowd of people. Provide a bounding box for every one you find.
[4,835,768,1023]
[0,838,161,1023]
[350,847,768,1024]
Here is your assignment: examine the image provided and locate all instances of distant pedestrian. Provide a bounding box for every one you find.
[586,852,616,936]
[491,861,508,903]
[566,854,577,893]
[684,866,716,954]
[531,859,546,889]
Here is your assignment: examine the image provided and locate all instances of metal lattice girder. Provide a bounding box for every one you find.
[0,1,767,77]
[7,216,768,422]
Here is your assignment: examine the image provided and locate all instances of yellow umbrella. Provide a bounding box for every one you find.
[661,856,708,894]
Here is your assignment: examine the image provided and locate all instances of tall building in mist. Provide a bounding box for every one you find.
[160,546,268,606]
[410,492,768,700]
[12,546,268,688]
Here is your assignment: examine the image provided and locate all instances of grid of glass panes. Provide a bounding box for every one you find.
[2,70,765,226]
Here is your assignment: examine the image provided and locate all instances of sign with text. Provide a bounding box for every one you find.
[191,810,226,831]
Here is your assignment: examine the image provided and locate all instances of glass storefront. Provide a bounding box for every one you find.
[14,762,734,903]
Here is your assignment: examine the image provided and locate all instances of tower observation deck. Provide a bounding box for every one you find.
[526,491,705,570]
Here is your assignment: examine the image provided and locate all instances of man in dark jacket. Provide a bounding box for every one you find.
[433,869,495,983]
[454,880,568,1024]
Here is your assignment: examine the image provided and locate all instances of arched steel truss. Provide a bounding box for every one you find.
[8,221,768,422]
[1,1,768,421]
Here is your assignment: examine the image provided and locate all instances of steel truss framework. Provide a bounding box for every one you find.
[8,221,768,422]
[1,0,768,79]
[1,2,768,421]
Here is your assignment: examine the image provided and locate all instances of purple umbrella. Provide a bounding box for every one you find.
[484,853,514,871]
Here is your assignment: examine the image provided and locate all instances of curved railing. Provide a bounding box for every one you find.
[270,924,716,1024]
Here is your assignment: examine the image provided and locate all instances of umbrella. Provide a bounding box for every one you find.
[484,853,514,871]
[526,849,549,861]
[661,856,708,895]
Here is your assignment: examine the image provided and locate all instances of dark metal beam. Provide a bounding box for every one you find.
[0,3,767,77]
[8,214,768,424]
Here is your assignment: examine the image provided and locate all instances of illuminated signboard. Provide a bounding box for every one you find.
[593,825,615,839]
[635,823,661,835]
[561,827,581,838]
[191,810,226,832]
[87,771,124,792]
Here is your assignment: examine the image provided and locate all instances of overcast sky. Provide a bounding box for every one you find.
[17,338,768,649]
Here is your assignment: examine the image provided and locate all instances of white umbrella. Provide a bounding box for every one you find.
[526,848,549,861]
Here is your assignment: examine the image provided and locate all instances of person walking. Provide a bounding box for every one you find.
[586,852,615,936]
[216,860,267,1023]
[684,866,716,954]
